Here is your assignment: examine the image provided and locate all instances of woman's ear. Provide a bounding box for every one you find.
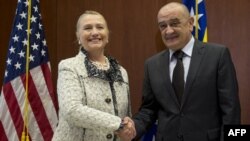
[76,31,80,43]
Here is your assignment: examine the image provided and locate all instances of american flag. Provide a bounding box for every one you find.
[0,0,58,141]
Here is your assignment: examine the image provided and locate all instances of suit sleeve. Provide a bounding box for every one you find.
[132,61,158,140]
[217,47,241,125]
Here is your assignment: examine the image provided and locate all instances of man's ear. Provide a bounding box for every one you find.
[188,17,194,31]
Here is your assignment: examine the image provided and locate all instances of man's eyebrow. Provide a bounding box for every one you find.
[169,18,181,22]
[158,18,180,25]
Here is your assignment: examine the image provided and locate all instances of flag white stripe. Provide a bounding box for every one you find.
[30,65,58,131]
[0,89,19,141]
[48,62,51,71]
[11,77,44,141]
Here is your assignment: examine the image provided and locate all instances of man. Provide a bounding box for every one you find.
[130,2,240,141]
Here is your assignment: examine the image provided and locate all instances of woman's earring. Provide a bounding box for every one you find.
[78,40,81,45]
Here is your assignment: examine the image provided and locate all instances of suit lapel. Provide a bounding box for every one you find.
[158,50,180,107]
[181,40,205,109]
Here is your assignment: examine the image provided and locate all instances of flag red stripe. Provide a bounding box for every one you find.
[41,63,58,113]
[3,82,24,139]
[0,121,8,141]
[21,73,53,141]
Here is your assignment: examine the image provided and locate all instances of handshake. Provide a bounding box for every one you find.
[115,117,136,141]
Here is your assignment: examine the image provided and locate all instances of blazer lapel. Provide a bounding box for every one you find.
[181,40,205,109]
[158,50,180,107]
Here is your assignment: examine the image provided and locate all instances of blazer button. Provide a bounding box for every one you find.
[106,133,113,139]
[105,98,111,104]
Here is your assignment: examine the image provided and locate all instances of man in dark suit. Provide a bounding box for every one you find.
[130,2,241,141]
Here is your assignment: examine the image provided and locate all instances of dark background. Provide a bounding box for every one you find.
[1,0,249,124]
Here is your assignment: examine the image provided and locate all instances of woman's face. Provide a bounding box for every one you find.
[77,14,109,52]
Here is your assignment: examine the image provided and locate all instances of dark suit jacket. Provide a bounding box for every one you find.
[133,40,241,141]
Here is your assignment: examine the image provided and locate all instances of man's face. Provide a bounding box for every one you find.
[157,6,193,50]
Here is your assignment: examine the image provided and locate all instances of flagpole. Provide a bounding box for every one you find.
[22,0,32,140]
[195,0,198,39]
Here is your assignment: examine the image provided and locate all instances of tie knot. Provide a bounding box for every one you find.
[173,50,184,60]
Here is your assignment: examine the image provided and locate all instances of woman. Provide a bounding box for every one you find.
[52,11,131,141]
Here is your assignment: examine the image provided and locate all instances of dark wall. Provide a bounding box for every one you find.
[1,0,249,124]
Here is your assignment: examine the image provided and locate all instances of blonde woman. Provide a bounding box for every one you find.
[52,11,135,141]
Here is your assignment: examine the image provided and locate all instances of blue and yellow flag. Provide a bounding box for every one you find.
[141,123,157,141]
[182,0,208,42]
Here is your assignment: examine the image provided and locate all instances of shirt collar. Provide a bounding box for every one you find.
[169,36,195,60]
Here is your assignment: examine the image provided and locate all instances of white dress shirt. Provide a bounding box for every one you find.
[169,36,195,84]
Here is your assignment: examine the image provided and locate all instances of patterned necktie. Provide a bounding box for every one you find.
[172,50,184,103]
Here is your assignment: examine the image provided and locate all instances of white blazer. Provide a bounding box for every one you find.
[52,51,130,141]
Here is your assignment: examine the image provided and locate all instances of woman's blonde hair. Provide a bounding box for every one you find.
[76,10,109,33]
